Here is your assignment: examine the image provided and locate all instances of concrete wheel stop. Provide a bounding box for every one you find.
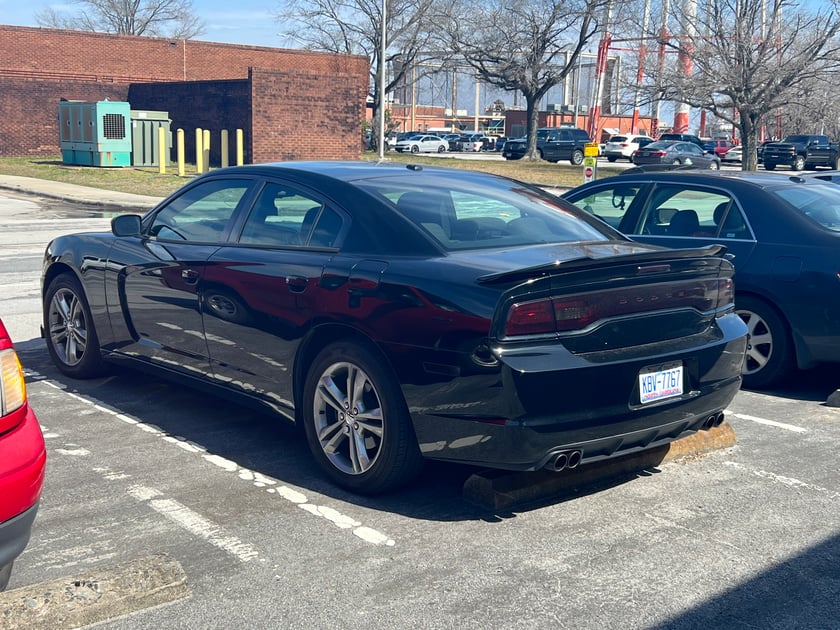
[463,421,737,511]
[0,554,189,630]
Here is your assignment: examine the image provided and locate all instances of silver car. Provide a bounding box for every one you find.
[394,134,448,154]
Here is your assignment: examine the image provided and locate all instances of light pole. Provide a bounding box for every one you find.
[378,0,387,160]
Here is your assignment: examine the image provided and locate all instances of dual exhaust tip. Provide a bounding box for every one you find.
[544,449,583,472]
[702,411,726,430]
[544,411,726,473]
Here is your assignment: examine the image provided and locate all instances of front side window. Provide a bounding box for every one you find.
[149,179,251,242]
[568,184,643,230]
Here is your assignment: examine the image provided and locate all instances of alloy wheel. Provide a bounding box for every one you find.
[48,287,89,367]
[738,309,773,374]
[313,361,384,475]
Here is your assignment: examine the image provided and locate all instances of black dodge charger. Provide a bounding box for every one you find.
[42,161,747,493]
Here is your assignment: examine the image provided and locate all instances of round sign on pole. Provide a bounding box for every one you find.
[584,165,594,183]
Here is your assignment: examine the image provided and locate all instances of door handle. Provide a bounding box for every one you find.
[181,269,199,284]
[287,276,307,293]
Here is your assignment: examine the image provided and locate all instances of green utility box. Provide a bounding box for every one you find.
[58,100,132,167]
[131,110,172,167]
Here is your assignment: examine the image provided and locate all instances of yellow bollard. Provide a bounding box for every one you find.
[221,129,229,168]
[203,129,210,173]
[236,129,244,165]
[157,127,167,174]
[177,129,185,177]
[196,128,204,174]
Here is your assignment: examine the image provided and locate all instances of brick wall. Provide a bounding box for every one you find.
[0,25,369,160]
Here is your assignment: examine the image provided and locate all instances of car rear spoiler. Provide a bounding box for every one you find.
[477,244,728,285]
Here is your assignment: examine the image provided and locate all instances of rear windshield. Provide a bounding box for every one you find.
[772,183,840,230]
[354,174,616,251]
[610,136,628,142]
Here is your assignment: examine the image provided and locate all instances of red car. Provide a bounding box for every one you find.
[702,139,736,158]
[0,318,46,591]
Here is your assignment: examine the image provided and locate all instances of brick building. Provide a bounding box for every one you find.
[0,25,369,163]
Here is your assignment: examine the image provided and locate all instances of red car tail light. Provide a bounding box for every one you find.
[504,278,734,337]
[649,151,666,157]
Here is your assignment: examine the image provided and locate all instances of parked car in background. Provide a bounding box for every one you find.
[658,133,706,148]
[503,126,592,164]
[762,134,840,171]
[603,134,655,162]
[394,134,448,154]
[722,145,743,162]
[703,139,736,158]
[0,318,46,591]
[42,161,746,493]
[562,169,840,388]
[632,140,721,169]
[439,133,462,150]
[458,133,488,152]
[494,136,511,152]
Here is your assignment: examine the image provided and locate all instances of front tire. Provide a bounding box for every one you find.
[793,155,805,171]
[410,145,419,154]
[302,340,423,493]
[708,160,720,170]
[736,296,793,389]
[764,162,776,171]
[44,273,105,378]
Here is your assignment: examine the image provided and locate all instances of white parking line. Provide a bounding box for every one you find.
[726,411,808,433]
[128,485,259,563]
[33,373,396,547]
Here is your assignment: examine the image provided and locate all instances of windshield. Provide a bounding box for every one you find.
[772,183,840,230]
[355,174,617,251]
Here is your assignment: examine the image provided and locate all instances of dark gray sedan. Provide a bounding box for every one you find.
[632,140,721,169]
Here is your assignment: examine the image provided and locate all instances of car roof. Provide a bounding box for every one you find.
[582,168,832,191]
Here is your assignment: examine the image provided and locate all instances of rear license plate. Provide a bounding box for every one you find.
[639,363,683,404]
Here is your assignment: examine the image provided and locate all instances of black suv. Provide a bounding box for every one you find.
[503,127,591,164]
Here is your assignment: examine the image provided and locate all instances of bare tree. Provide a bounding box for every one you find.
[647,0,840,170]
[35,0,204,39]
[275,0,443,153]
[441,0,610,160]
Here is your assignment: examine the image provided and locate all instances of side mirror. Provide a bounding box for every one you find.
[111,214,142,237]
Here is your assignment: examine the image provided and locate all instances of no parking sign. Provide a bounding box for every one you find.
[583,156,597,183]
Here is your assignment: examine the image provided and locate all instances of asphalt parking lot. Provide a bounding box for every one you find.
[1,188,838,629]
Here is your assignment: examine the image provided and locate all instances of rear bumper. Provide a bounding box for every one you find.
[407,313,746,471]
[0,502,39,570]
[0,403,46,533]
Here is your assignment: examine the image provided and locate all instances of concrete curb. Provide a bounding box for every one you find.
[0,175,163,210]
[463,422,737,511]
[0,554,189,629]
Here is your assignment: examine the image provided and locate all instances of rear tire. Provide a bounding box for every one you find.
[302,340,423,493]
[570,150,584,165]
[44,273,106,378]
[736,295,793,389]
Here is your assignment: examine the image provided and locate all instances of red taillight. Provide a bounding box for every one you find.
[504,278,734,337]
[505,299,556,335]
[650,151,666,156]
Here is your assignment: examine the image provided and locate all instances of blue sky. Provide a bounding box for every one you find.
[0,1,285,48]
